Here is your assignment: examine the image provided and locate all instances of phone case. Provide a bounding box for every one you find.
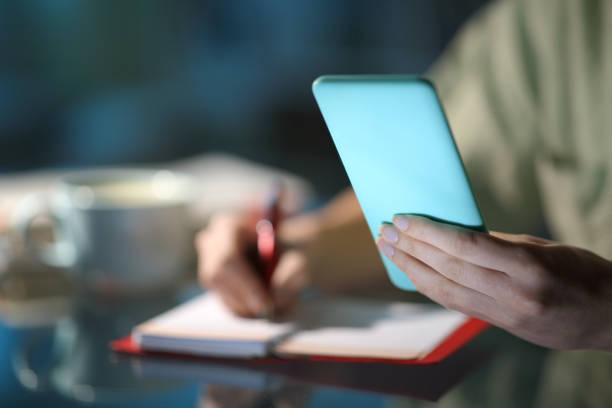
[312,75,486,290]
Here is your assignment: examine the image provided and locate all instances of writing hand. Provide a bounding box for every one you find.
[196,213,309,317]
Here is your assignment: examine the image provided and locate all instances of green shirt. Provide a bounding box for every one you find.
[431,0,612,259]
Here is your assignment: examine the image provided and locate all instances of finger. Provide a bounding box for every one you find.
[392,215,528,276]
[379,224,516,300]
[270,250,309,310]
[209,214,256,257]
[376,237,511,325]
[224,261,274,316]
[194,213,257,265]
[489,231,555,245]
[196,214,272,315]
[197,235,270,316]
[200,264,256,317]
[215,280,255,317]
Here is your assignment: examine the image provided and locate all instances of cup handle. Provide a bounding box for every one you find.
[12,332,56,392]
[12,193,76,269]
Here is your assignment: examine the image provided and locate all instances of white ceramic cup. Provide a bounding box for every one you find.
[13,168,198,295]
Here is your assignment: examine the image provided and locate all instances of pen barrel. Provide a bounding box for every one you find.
[256,182,283,288]
[255,218,278,289]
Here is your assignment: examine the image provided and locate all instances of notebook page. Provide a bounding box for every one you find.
[275,298,468,360]
[133,292,293,357]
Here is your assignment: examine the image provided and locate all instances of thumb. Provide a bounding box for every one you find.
[490,231,555,246]
[270,249,309,311]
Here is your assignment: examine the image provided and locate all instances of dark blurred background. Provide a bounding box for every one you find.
[0,0,490,201]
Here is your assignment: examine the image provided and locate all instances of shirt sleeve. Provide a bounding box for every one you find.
[428,0,546,234]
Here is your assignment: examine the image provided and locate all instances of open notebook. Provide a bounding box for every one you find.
[127,292,485,363]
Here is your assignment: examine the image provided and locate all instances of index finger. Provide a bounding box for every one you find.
[392,214,525,275]
[196,214,270,316]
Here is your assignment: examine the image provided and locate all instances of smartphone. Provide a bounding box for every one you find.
[312,75,486,290]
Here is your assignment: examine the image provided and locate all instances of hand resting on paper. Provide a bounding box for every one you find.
[377,214,612,351]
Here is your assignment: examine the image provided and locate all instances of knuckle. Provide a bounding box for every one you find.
[203,269,223,287]
[430,282,454,308]
[452,231,478,257]
[510,286,548,318]
[404,218,430,240]
[515,246,537,267]
[406,221,423,237]
[442,256,466,284]
[400,238,417,256]
[516,245,548,277]
[504,312,525,328]
[517,292,545,317]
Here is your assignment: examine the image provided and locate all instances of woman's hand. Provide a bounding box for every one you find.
[376,214,612,350]
[196,213,309,318]
[196,189,388,318]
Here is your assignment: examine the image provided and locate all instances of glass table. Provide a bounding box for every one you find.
[1,262,610,408]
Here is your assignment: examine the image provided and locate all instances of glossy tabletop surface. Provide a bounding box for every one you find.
[1,265,610,408]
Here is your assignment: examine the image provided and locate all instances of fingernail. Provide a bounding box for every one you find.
[380,224,399,243]
[378,241,394,258]
[393,215,410,231]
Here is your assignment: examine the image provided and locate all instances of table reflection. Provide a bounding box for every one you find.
[2,257,612,407]
[5,273,197,406]
[199,383,311,408]
[125,338,491,402]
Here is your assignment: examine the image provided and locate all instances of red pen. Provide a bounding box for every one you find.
[255,182,283,290]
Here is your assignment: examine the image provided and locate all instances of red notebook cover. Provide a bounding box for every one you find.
[111,317,488,365]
